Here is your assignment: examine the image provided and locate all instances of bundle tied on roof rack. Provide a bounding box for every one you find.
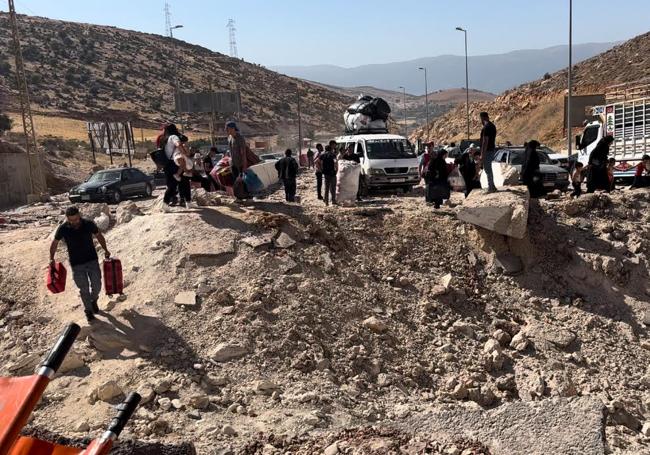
[344,95,391,134]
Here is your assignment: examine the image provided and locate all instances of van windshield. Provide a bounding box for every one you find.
[366,139,415,159]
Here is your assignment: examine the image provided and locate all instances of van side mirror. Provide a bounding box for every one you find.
[575,135,582,150]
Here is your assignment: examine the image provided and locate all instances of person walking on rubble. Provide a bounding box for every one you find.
[521,140,546,198]
[49,206,111,323]
[480,112,498,193]
[426,149,451,209]
[586,136,613,193]
[275,149,300,202]
[314,143,324,200]
[317,140,339,206]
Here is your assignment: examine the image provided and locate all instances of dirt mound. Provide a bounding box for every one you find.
[1,176,649,453]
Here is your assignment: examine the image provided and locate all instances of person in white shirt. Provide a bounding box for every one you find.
[162,124,195,210]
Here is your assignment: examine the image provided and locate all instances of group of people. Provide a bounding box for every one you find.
[570,137,650,198]
[157,121,250,210]
[417,112,497,208]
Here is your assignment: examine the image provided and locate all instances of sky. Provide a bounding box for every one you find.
[3,0,650,67]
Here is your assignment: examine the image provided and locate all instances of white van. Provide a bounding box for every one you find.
[334,134,420,193]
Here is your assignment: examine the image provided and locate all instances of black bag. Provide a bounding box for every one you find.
[346,95,373,115]
[150,149,168,167]
[369,97,391,120]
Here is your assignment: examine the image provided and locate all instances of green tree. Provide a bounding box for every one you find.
[0,114,13,135]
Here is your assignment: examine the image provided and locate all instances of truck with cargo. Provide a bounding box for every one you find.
[576,83,650,180]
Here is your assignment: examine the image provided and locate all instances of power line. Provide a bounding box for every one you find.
[164,1,172,37]
[7,0,46,197]
[227,19,238,58]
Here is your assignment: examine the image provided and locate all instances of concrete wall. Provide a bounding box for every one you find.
[0,141,31,209]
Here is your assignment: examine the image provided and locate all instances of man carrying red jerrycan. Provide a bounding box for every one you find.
[49,206,112,323]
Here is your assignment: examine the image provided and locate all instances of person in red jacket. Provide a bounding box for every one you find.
[632,154,650,188]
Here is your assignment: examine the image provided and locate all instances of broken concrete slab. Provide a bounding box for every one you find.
[457,187,530,239]
[174,291,198,308]
[406,397,605,455]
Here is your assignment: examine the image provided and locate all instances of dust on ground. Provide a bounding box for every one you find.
[1,171,649,455]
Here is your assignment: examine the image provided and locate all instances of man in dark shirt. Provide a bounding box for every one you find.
[480,111,498,193]
[275,149,300,202]
[317,140,339,206]
[50,206,111,322]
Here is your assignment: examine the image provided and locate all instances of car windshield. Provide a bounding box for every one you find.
[508,149,552,165]
[87,171,121,183]
[366,139,415,159]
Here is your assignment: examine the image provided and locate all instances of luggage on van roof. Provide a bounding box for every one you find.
[343,95,391,135]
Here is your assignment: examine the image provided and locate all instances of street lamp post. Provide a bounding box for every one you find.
[398,86,407,137]
[566,0,573,168]
[418,67,429,130]
[169,24,183,127]
[456,26,470,141]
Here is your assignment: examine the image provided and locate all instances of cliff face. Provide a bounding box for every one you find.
[412,31,650,148]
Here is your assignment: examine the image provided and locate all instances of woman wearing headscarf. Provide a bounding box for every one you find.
[426,149,451,209]
[521,140,545,198]
[587,136,614,193]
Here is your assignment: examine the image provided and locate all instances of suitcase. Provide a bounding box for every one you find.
[103,258,124,296]
[46,262,67,294]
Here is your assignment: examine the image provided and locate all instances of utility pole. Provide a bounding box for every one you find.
[166,2,183,127]
[297,85,302,162]
[456,26,470,141]
[208,78,216,146]
[227,19,238,58]
[418,67,430,129]
[8,0,46,199]
[398,86,407,137]
[566,0,573,167]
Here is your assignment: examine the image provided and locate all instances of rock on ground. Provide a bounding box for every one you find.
[457,186,530,239]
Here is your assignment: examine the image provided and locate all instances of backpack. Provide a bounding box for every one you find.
[321,153,336,175]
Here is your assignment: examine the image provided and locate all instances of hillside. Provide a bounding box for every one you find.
[271,42,617,95]
[412,31,650,148]
[0,13,351,136]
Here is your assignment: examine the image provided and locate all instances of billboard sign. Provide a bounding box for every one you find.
[87,122,133,155]
[175,91,241,114]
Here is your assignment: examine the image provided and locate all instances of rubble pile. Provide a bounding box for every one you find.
[0,176,649,454]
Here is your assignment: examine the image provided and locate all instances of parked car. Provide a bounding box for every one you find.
[69,168,154,204]
[259,153,282,161]
[547,151,578,170]
[493,147,570,191]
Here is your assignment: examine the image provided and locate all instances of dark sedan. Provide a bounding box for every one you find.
[69,168,154,204]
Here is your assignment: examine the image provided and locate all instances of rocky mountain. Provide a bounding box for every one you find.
[272,42,617,95]
[0,13,352,136]
[413,31,650,148]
